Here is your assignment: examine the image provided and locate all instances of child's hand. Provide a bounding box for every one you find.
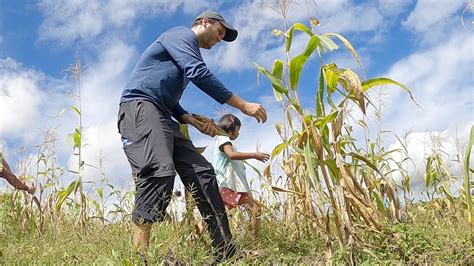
[27,185,36,195]
[254,152,270,162]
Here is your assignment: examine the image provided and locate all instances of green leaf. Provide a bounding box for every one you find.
[272,142,288,158]
[322,63,340,94]
[56,106,81,117]
[289,35,321,91]
[346,152,384,178]
[464,125,473,222]
[323,33,363,73]
[271,59,285,101]
[293,23,313,36]
[179,124,190,140]
[55,180,77,212]
[425,157,433,188]
[316,68,326,117]
[304,140,318,186]
[253,62,288,95]
[361,78,421,109]
[97,187,103,199]
[316,110,338,131]
[373,191,387,216]
[319,34,339,52]
[286,26,295,52]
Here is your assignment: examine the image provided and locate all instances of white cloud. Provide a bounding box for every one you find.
[205,0,385,72]
[402,0,466,45]
[403,0,465,32]
[377,0,412,17]
[37,0,219,45]
[0,58,47,139]
[378,29,473,134]
[387,129,468,199]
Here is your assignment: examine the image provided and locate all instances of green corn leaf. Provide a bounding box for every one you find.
[373,190,387,216]
[179,124,190,140]
[293,22,313,36]
[272,142,288,158]
[286,26,295,52]
[361,77,421,109]
[425,157,433,188]
[289,35,321,91]
[464,125,473,227]
[271,59,285,101]
[304,140,318,186]
[55,180,77,212]
[316,109,338,131]
[254,62,288,95]
[56,106,81,117]
[97,187,103,199]
[324,33,364,73]
[322,63,340,94]
[316,68,326,117]
[319,34,339,52]
[346,152,384,178]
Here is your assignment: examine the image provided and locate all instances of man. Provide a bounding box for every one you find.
[0,153,35,194]
[118,11,267,262]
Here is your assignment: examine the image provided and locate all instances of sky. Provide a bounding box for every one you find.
[0,0,472,199]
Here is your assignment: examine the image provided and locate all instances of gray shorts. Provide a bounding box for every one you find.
[118,100,213,178]
[118,100,215,223]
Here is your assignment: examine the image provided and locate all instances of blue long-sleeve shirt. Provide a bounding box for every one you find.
[120,26,233,121]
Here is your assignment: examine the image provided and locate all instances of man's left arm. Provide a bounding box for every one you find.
[173,102,217,137]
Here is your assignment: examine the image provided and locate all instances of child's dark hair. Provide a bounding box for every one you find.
[218,114,241,133]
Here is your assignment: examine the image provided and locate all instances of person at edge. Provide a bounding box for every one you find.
[0,152,35,195]
[118,11,267,263]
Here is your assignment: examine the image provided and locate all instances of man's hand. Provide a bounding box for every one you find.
[181,114,217,137]
[242,102,267,123]
[226,94,267,123]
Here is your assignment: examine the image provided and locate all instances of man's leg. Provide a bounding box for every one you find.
[132,223,151,254]
[117,100,177,256]
[172,125,236,260]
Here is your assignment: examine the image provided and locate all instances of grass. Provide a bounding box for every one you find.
[1,194,471,265]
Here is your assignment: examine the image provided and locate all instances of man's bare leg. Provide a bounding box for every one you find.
[132,223,151,254]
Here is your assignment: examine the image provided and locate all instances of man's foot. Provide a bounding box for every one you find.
[137,252,148,266]
[213,243,238,263]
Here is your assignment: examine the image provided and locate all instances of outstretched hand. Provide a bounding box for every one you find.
[243,102,267,123]
[27,185,36,195]
[254,152,270,162]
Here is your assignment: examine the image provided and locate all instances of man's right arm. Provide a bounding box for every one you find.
[226,94,267,123]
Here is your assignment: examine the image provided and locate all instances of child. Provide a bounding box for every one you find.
[213,114,269,236]
[0,152,35,194]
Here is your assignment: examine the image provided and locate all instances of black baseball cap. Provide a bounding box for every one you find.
[193,11,238,42]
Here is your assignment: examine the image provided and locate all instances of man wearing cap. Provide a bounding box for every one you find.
[118,11,267,263]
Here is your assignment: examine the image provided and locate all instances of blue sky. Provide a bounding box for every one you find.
[0,0,472,195]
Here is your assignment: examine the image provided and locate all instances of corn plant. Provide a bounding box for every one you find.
[254,1,418,257]
[57,56,88,227]
[464,125,473,244]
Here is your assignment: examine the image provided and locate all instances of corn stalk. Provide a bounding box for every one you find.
[255,17,417,253]
[465,125,474,244]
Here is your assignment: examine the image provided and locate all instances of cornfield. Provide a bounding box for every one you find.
[0,1,472,264]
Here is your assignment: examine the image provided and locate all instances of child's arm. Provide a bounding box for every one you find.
[220,143,269,162]
[0,159,35,194]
